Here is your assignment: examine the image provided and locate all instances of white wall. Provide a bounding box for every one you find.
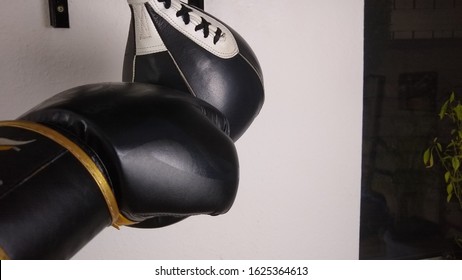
[0,0,364,259]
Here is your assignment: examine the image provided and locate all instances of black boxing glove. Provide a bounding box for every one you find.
[123,0,264,140]
[0,83,238,259]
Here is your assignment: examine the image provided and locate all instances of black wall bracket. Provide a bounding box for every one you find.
[49,0,70,28]
[188,0,204,10]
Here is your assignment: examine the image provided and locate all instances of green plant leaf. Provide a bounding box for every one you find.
[452,176,462,183]
[436,142,442,152]
[443,155,452,161]
[423,148,431,166]
[439,100,449,119]
[455,104,462,121]
[450,91,455,102]
[447,183,454,195]
[445,171,451,183]
[453,157,460,171]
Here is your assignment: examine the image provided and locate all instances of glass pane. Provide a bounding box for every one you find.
[361,0,462,259]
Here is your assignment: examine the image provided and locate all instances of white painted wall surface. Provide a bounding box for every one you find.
[0,0,364,259]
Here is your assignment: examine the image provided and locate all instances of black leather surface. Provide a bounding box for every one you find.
[123,11,191,94]
[20,83,239,224]
[122,1,264,141]
[0,126,110,259]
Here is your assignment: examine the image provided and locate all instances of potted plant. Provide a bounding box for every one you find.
[423,92,462,209]
[424,92,462,249]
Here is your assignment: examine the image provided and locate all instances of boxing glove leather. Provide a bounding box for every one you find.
[0,83,239,259]
[0,121,115,259]
[123,0,264,140]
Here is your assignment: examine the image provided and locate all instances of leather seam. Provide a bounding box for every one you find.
[0,150,67,201]
[131,55,137,82]
[166,50,197,97]
[239,52,264,86]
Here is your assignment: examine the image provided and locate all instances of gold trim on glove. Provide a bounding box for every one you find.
[0,121,136,228]
[0,245,10,260]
